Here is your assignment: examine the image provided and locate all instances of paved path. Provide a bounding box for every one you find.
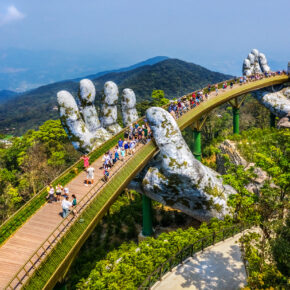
[153,232,247,290]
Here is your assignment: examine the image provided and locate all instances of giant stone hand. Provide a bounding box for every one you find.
[132,107,237,222]
[253,87,290,128]
[243,48,270,76]
[57,79,139,153]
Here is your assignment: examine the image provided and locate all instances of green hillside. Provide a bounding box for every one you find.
[0,58,232,135]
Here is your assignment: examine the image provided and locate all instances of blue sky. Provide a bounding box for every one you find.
[0,0,289,91]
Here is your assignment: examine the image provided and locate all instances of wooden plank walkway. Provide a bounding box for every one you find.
[0,75,287,288]
[0,144,143,288]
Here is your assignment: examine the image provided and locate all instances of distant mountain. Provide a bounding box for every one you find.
[0,90,18,104]
[80,56,169,80]
[0,58,232,135]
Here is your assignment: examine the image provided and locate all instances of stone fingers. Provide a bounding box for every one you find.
[57,90,95,153]
[243,49,271,75]
[121,88,139,127]
[101,81,122,134]
[79,79,101,133]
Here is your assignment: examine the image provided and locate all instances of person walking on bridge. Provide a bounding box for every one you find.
[47,184,55,203]
[55,184,63,202]
[86,165,95,185]
[215,84,218,96]
[81,155,90,170]
[62,196,72,218]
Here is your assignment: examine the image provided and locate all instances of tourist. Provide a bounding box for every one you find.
[143,126,148,140]
[114,147,120,163]
[124,130,129,140]
[230,81,233,89]
[239,77,243,85]
[80,155,90,170]
[124,141,129,155]
[62,196,72,218]
[118,138,123,148]
[208,84,211,93]
[86,165,95,185]
[63,186,69,198]
[130,140,136,154]
[55,183,63,202]
[48,184,55,203]
[71,194,77,215]
[104,168,109,182]
[215,84,218,96]
[120,147,126,161]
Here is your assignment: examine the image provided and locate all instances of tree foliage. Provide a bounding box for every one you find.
[0,120,80,222]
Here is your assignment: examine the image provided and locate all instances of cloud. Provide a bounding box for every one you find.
[0,67,28,74]
[0,5,25,27]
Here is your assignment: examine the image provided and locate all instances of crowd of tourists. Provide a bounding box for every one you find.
[46,184,77,218]
[50,71,287,219]
[167,70,287,119]
[101,123,152,182]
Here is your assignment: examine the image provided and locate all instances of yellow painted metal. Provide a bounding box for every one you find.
[5,74,289,289]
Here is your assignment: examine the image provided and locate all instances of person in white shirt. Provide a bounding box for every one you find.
[86,166,95,185]
[62,196,72,218]
[63,187,69,197]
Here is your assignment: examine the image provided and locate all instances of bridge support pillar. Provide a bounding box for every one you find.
[193,129,202,161]
[142,195,153,237]
[270,112,276,128]
[233,107,240,134]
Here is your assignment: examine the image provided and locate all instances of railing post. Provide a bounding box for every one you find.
[193,129,202,161]
[201,239,204,252]
[142,195,153,237]
[212,231,215,245]
[233,107,239,134]
[270,112,276,128]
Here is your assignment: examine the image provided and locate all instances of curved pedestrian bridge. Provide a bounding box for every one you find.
[0,74,288,289]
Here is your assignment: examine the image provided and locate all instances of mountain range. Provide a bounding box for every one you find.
[0,57,232,135]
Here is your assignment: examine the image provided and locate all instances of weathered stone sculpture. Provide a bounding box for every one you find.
[121,88,139,126]
[100,81,122,135]
[132,107,237,222]
[243,49,270,76]
[217,140,269,194]
[253,87,290,128]
[57,80,139,153]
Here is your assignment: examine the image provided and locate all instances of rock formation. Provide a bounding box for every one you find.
[57,80,139,153]
[101,81,123,135]
[243,49,270,76]
[135,107,237,222]
[121,88,139,127]
[217,140,269,194]
[253,87,290,128]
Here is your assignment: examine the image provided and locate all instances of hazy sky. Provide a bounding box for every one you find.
[0,0,289,88]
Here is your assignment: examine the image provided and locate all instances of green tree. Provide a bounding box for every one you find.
[151,90,169,107]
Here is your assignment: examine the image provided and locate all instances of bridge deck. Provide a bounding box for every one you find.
[0,74,288,289]
[0,145,145,288]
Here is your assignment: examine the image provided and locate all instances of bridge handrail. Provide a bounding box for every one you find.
[138,222,253,289]
[4,73,288,288]
[0,75,241,245]
[4,74,244,288]
[5,137,152,289]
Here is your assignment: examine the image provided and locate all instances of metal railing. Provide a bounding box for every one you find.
[6,139,155,289]
[139,223,252,289]
[2,73,288,288]
[1,73,287,245]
